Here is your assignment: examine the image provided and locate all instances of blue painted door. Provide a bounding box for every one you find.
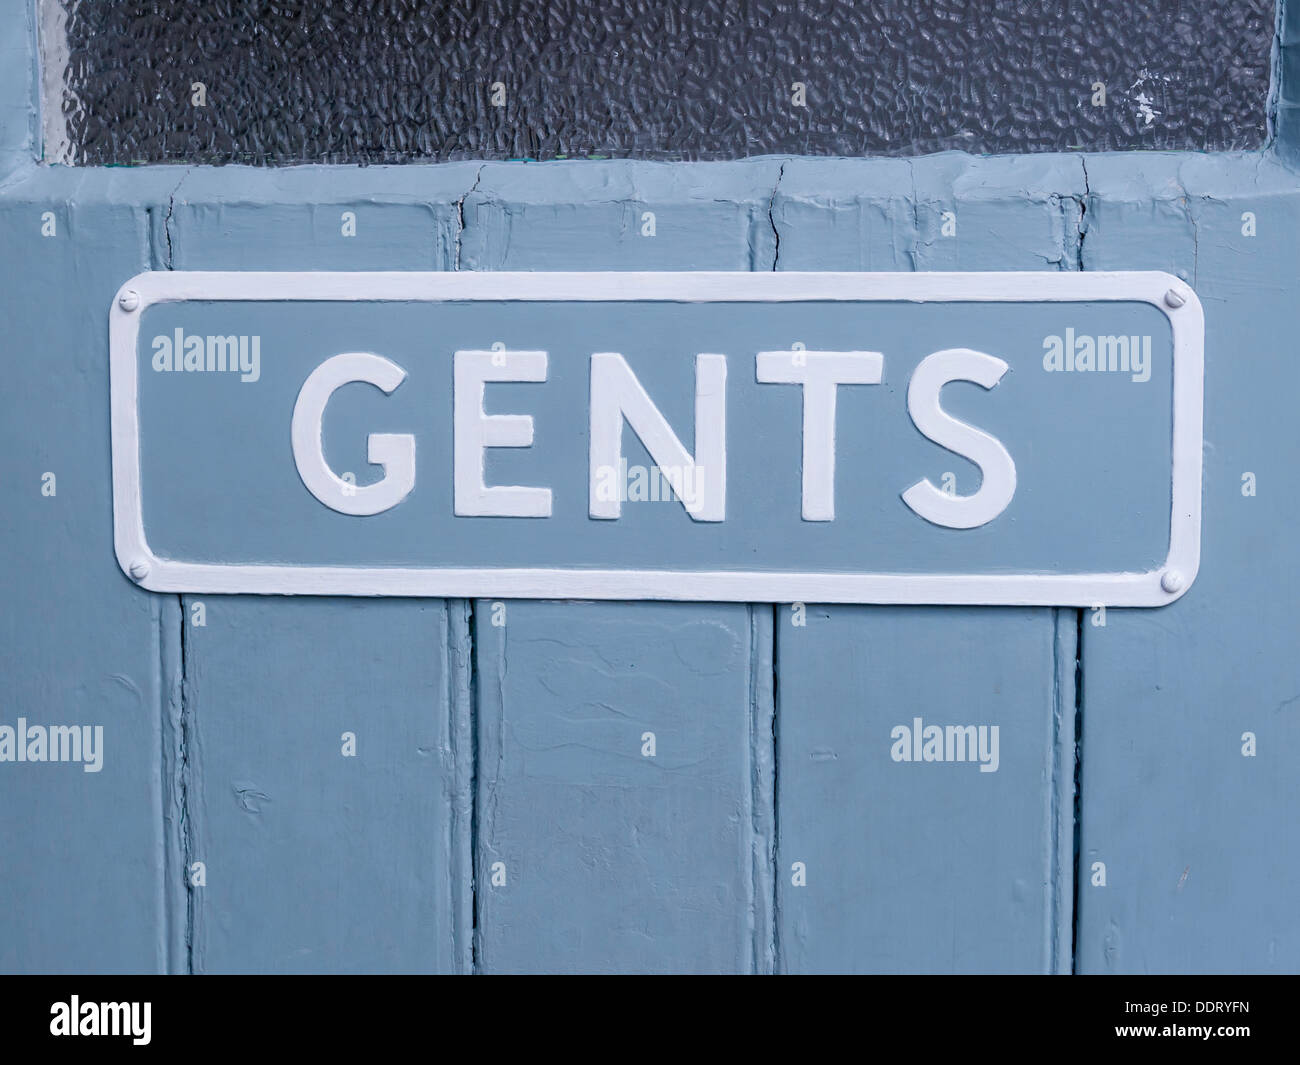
[2,0,1299,975]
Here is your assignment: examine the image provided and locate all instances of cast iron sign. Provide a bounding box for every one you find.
[109,271,1203,605]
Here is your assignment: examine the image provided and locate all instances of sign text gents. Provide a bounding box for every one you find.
[291,347,1016,530]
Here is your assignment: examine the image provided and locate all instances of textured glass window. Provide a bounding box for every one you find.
[42,0,1277,165]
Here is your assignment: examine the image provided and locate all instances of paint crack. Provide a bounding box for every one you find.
[163,168,191,271]
[1074,156,1091,273]
[906,158,921,269]
[454,164,485,271]
[767,162,786,270]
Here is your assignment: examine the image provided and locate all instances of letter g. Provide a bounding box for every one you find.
[292,352,415,515]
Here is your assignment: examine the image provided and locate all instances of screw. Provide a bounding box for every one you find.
[1161,569,1185,594]
[1164,288,1186,309]
[128,559,150,581]
[118,290,141,312]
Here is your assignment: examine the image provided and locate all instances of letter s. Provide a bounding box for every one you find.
[902,348,1016,529]
[292,352,415,515]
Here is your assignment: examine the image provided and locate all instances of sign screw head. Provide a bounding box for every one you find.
[1163,288,1186,309]
[128,559,150,581]
[1161,569,1185,594]
[118,289,141,312]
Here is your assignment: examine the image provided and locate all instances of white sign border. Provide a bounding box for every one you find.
[109,270,1203,606]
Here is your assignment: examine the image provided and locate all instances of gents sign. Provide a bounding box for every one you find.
[110,272,1203,605]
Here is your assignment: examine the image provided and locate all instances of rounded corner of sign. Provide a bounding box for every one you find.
[1141,272,1204,325]
[111,271,167,316]
[1150,554,1200,607]
[114,538,166,593]
[1170,560,1201,604]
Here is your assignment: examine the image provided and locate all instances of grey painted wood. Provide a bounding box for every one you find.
[0,129,1294,974]
[463,164,777,972]
[770,158,1079,973]
[178,598,466,973]
[473,601,769,972]
[0,198,168,973]
[166,181,473,972]
[1075,154,1300,974]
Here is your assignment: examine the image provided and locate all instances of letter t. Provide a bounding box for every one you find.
[756,350,884,520]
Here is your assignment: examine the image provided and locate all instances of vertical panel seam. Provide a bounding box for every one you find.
[149,198,192,974]
[467,600,480,973]
[1070,608,1085,974]
[153,595,168,974]
[1048,608,1080,975]
[770,603,782,974]
[746,603,778,974]
[747,605,757,974]
[1048,608,1061,972]
[178,594,195,974]
[443,598,478,974]
[453,171,481,972]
